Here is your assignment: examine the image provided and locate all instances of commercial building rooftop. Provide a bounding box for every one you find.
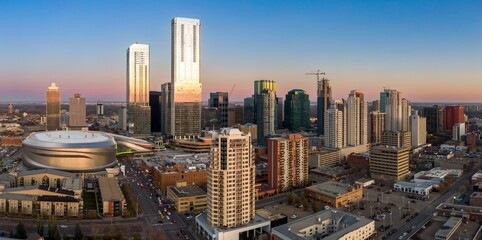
[272,209,374,240]
[167,185,206,198]
[305,181,356,197]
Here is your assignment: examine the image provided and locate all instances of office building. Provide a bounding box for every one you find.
[380,91,387,113]
[371,100,380,112]
[228,105,244,127]
[96,103,104,116]
[309,148,340,169]
[254,80,276,146]
[383,89,402,131]
[167,181,207,214]
[118,105,127,131]
[150,91,162,133]
[324,100,346,149]
[207,128,255,228]
[453,123,466,141]
[46,82,61,131]
[68,93,86,129]
[304,181,363,208]
[346,90,368,146]
[422,105,441,134]
[317,77,332,135]
[275,97,284,129]
[171,17,202,138]
[401,98,411,132]
[243,96,255,124]
[272,209,375,240]
[127,43,151,135]
[267,134,309,193]
[444,106,465,132]
[161,82,172,136]
[411,110,427,147]
[153,164,207,193]
[209,92,229,128]
[381,131,411,149]
[284,89,310,131]
[370,111,385,144]
[369,145,410,180]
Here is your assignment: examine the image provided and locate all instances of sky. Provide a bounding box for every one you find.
[1,0,481,103]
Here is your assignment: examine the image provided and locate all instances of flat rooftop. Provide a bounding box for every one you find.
[98,177,125,202]
[305,181,356,197]
[256,208,287,221]
[394,181,433,189]
[167,185,206,198]
[272,209,374,240]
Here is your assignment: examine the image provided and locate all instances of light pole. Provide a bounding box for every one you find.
[370,206,373,218]
[389,212,392,226]
[399,207,402,219]
[382,215,386,229]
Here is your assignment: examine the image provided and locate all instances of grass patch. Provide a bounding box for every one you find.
[121,183,143,217]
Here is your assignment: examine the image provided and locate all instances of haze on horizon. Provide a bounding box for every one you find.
[1,0,481,103]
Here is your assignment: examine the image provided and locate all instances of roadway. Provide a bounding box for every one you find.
[386,160,482,240]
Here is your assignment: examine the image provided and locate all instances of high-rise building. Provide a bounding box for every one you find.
[256,89,276,146]
[372,100,380,112]
[275,97,284,129]
[243,96,255,124]
[422,105,440,134]
[383,89,402,132]
[7,104,13,114]
[444,106,465,132]
[209,92,229,128]
[267,134,309,193]
[284,89,310,131]
[346,90,368,146]
[127,43,151,135]
[96,103,104,116]
[171,17,202,138]
[401,98,411,132]
[324,100,346,149]
[254,80,276,145]
[207,128,255,228]
[317,78,332,135]
[161,82,172,136]
[150,91,162,133]
[118,106,127,131]
[369,111,385,144]
[369,145,409,180]
[46,82,61,131]
[68,93,86,129]
[410,110,427,148]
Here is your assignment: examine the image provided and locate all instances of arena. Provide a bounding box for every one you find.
[22,131,118,172]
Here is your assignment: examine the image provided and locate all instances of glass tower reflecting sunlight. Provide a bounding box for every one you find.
[171,17,202,138]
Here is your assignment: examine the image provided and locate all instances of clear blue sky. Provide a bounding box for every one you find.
[1,0,481,102]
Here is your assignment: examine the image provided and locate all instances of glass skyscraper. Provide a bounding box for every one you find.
[46,82,61,131]
[171,17,202,138]
[127,43,151,135]
[284,89,310,131]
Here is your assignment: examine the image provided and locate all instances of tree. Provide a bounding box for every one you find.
[47,215,59,240]
[15,223,27,239]
[37,217,45,237]
[74,223,84,240]
[303,198,310,211]
[288,193,297,205]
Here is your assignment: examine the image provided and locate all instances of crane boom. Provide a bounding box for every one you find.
[306,69,326,82]
[229,84,236,98]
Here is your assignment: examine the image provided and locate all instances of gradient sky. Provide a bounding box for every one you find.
[1,0,481,103]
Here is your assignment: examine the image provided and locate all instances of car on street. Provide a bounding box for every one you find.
[290,214,297,219]
[59,225,67,228]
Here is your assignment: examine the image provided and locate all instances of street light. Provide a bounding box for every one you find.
[389,212,392,226]
[136,194,142,218]
[399,207,402,220]
[370,206,373,218]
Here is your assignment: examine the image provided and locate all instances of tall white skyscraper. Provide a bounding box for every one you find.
[324,100,346,149]
[127,43,151,134]
[207,128,255,227]
[401,98,411,132]
[171,17,202,138]
[383,89,402,132]
[346,90,368,146]
[410,110,427,147]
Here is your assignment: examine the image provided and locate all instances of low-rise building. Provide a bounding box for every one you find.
[167,181,207,214]
[37,196,81,217]
[369,145,410,180]
[271,209,375,240]
[393,181,433,196]
[434,217,462,240]
[98,177,127,217]
[153,164,207,193]
[0,193,35,216]
[15,169,77,188]
[310,166,350,184]
[472,170,482,184]
[436,203,482,221]
[469,192,482,207]
[195,212,271,240]
[309,148,340,169]
[355,178,375,187]
[304,181,363,208]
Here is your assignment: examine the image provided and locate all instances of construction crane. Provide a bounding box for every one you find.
[306,69,326,81]
[229,83,236,98]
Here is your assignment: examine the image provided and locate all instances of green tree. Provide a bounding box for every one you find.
[74,223,84,240]
[15,223,27,239]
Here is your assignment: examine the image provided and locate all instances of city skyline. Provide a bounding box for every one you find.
[1,1,482,103]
